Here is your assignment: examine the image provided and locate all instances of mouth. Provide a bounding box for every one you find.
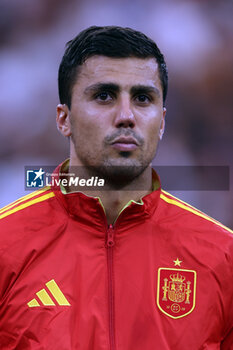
[110,137,139,152]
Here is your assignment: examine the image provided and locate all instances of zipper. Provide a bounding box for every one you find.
[107,224,116,350]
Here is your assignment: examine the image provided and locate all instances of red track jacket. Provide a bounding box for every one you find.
[0,164,233,349]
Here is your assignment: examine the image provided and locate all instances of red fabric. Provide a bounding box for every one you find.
[0,163,233,349]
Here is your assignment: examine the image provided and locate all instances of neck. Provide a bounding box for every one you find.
[67,157,153,225]
[96,187,152,225]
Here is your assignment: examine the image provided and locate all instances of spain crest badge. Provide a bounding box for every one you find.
[157,267,197,319]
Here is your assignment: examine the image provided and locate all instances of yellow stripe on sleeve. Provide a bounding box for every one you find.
[161,189,212,214]
[0,192,55,220]
[0,186,51,214]
[160,193,233,234]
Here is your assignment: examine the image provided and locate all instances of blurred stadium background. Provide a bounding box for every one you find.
[0,0,232,227]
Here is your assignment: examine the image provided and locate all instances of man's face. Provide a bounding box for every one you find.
[58,56,166,183]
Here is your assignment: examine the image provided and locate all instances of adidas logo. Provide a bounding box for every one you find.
[27,279,70,307]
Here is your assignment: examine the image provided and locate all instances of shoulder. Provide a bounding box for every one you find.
[157,190,233,286]
[0,187,59,249]
[0,186,56,222]
[159,189,232,233]
[158,189,233,251]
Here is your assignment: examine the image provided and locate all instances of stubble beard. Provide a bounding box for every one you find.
[96,154,151,189]
[71,129,157,189]
[74,146,156,190]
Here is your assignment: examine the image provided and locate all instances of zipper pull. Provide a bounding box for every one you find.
[107,224,115,247]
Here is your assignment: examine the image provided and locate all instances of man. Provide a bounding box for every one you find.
[0,26,232,350]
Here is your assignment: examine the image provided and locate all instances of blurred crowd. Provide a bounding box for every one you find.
[0,0,232,226]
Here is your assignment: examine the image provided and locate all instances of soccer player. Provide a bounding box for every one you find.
[0,26,232,349]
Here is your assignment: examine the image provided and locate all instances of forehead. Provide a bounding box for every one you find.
[74,56,161,91]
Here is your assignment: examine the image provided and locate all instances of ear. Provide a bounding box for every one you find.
[159,107,166,140]
[56,104,72,137]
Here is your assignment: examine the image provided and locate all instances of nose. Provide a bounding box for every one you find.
[113,95,136,128]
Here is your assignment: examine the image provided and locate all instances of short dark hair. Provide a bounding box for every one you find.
[58,26,168,108]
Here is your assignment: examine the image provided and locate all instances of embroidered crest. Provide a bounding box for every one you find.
[157,268,196,319]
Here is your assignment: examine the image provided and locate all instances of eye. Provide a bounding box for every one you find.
[95,91,113,102]
[135,94,151,104]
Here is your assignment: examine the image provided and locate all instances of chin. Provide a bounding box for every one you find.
[91,160,149,189]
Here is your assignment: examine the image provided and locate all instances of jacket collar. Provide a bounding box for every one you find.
[51,160,161,231]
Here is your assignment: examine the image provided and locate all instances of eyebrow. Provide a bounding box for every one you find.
[84,82,161,98]
[130,85,161,98]
[84,83,120,95]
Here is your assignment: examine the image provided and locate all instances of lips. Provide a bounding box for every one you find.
[111,137,139,151]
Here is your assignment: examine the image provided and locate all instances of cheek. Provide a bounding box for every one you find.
[71,115,105,152]
[71,104,107,135]
[138,107,163,135]
[144,121,161,145]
